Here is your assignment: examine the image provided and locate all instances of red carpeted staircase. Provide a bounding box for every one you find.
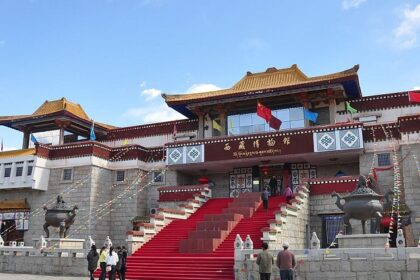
[114,195,285,280]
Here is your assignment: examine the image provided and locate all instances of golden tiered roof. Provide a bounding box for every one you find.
[33,98,90,119]
[0,148,35,158]
[163,64,359,103]
[0,97,116,130]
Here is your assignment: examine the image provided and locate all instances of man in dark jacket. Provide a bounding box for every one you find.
[116,246,128,280]
[86,244,99,280]
[269,176,278,197]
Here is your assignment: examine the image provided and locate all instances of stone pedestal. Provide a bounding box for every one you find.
[337,233,389,248]
[33,238,85,249]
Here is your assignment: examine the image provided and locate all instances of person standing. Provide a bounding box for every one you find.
[116,246,128,280]
[261,188,270,210]
[276,242,296,280]
[86,244,99,280]
[98,246,108,280]
[256,242,274,280]
[269,176,278,197]
[284,185,293,204]
[106,246,119,280]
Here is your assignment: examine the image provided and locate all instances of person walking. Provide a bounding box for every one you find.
[256,242,274,280]
[106,246,119,280]
[261,188,270,210]
[98,246,108,280]
[116,246,128,280]
[276,242,296,280]
[86,244,99,280]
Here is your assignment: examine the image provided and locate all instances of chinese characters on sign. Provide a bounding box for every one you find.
[224,136,293,159]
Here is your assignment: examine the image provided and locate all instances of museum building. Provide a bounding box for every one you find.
[0,64,420,250]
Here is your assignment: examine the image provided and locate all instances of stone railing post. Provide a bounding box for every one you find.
[234,234,244,261]
[244,235,254,250]
[310,232,320,249]
[104,236,112,249]
[86,236,95,251]
[396,229,406,248]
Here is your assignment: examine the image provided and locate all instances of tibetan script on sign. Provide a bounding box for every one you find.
[233,148,282,159]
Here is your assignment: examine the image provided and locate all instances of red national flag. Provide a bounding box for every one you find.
[408,91,420,103]
[269,116,282,130]
[257,102,272,123]
[172,123,177,140]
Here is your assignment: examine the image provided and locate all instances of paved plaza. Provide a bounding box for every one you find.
[0,273,85,280]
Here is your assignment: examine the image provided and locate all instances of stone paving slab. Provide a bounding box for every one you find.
[0,273,85,280]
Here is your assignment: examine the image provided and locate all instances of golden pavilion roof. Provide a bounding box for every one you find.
[0,97,116,130]
[0,148,35,159]
[163,64,360,103]
[33,98,90,119]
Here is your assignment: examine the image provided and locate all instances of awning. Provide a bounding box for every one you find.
[0,199,30,211]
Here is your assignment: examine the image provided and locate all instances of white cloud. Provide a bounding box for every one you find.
[141,88,162,100]
[342,0,367,10]
[124,83,221,124]
[393,4,420,49]
[186,83,222,93]
[414,86,420,90]
[123,104,186,124]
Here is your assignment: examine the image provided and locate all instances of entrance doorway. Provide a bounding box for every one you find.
[0,220,21,244]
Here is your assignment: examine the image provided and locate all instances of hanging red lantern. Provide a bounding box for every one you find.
[380,216,392,228]
[261,166,269,175]
[198,176,209,184]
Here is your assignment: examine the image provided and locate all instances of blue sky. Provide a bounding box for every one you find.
[1,0,420,149]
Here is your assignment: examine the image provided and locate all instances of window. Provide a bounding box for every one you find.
[227,107,305,136]
[377,153,391,167]
[153,171,164,183]
[62,169,73,181]
[27,166,33,176]
[116,170,125,182]
[16,167,23,177]
[4,167,11,178]
[322,215,343,247]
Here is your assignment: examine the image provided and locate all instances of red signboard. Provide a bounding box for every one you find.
[204,131,313,161]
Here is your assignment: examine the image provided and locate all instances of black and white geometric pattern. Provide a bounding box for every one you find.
[167,145,204,165]
[316,132,336,151]
[339,129,360,149]
[314,128,363,152]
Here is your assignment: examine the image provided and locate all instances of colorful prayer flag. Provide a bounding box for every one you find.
[90,121,96,141]
[30,134,38,144]
[408,91,420,103]
[346,102,358,114]
[257,102,272,123]
[269,116,282,130]
[212,120,222,132]
[172,123,177,140]
[303,109,318,123]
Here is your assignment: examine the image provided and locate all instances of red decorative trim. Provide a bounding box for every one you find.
[35,141,164,162]
[158,184,208,202]
[399,114,420,133]
[126,230,144,236]
[344,92,411,112]
[363,123,400,142]
[308,176,359,195]
[103,119,198,141]
[157,208,185,215]
[167,122,363,147]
